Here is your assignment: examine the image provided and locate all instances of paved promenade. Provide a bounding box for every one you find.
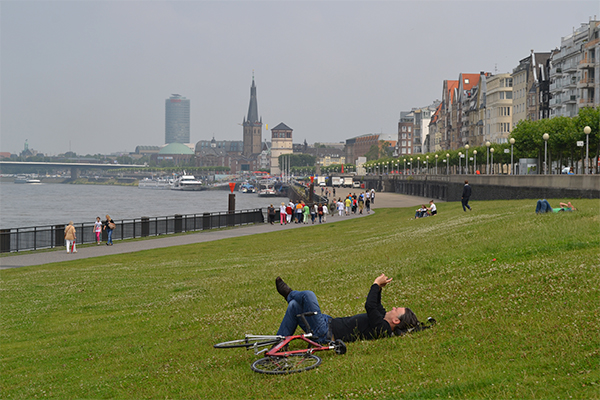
[0,193,438,269]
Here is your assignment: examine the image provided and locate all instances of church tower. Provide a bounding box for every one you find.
[242,75,263,156]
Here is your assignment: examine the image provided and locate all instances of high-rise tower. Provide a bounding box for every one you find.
[242,76,262,156]
[165,94,190,144]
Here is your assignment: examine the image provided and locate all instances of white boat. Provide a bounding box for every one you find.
[171,174,205,191]
[14,175,41,184]
[138,177,173,190]
[240,183,256,193]
[257,180,277,197]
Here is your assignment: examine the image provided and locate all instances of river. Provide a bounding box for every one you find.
[0,183,283,229]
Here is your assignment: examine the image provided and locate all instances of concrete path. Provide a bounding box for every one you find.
[0,193,438,269]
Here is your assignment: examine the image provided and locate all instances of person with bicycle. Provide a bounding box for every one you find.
[275,274,419,344]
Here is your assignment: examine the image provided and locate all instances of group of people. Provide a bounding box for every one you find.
[333,189,375,216]
[63,214,115,254]
[268,201,331,225]
[414,200,437,219]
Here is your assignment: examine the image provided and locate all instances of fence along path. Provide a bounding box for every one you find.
[0,193,436,269]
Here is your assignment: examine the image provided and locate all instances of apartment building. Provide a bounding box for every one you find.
[270,123,293,176]
[397,111,415,156]
[485,73,513,144]
[578,20,599,110]
[462,73,488,148]
[512,51,551,126]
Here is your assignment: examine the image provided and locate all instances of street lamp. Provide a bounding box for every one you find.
[473,150,477,174]
[426,155,429,174]
[458,152,462,175]
[435,154,438,175]
[417,157,421,174]
[446,153,450,175]
[403,158,406,175]
[410,158,413,174]
[490,147,495,174]
[584,126,591,174]
[543,133,549,175]
[465,144,470,174]
[486,141,491,175]
[509,138,515,175]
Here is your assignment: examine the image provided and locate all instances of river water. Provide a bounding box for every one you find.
[0,183,282,229]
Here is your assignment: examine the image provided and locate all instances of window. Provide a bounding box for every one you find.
[402,126,406,132]
[465,78,469,84]
[408,148,412,154]
[408,126,412,132]
[506,91,512,99]
[401,148,407,154]
[507,78,513,87]
[402,133,407,139]
[402,140,406,146]
[500,92,505,100]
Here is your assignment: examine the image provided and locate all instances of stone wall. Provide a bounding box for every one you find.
[364,175,600,201]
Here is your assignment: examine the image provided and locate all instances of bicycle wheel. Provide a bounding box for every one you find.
[251,354,321,374]
[213,337,280,349]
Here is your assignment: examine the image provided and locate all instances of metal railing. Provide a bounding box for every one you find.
[0,208,265,253]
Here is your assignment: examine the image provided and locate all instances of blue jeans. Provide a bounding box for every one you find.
[107,229,113,244]
[536,199,552,213]
[277,290,331,343]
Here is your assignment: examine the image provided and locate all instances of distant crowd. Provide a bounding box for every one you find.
[266,189,377,225]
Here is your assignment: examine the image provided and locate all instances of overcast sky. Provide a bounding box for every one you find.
[1,1,598,155]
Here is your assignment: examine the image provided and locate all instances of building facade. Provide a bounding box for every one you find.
[550,20,600,118]
[242,77,263,156]
[398,111,415,155]
[270,123,293,175]
[512,51,551,126]
[165,94,190,144]
[485,73,513,144]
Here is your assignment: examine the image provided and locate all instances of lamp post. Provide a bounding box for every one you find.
[584,126,591,174]
[446,153,450,175]
[490,148,495,175]
[543,133,549,175]
[403,158,406,175]
[458,152,462,175]
[473,150,477,174]
[417,157,421,174]
[486,141,491,175]
[465,144,469,174]
[443,158,447,174]
[410,158,413,174]
[435,154,438,175]
[426,155,429,174]
[509,138,515,175]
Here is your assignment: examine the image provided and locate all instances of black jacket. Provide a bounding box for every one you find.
[330,284,391,342]
[462,184,472,198]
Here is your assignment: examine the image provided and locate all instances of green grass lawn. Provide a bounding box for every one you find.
[1,199,598,399]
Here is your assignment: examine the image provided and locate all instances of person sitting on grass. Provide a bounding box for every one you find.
[535,200,577,213]
[427,200,437,216]
[414,205,428,219]
[274,274,419,344]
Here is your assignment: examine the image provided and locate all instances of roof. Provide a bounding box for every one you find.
[271,122,293,131]
[159,143,195,155]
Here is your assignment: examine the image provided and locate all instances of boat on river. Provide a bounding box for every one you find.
[138,177,173,190]
[257,180,277,197]
[14,174,41,184]
[171,174,205,191]
[240,183,256,193]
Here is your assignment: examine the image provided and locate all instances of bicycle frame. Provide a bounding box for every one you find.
[265,333,335,357]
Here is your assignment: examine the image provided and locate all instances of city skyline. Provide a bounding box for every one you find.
[1,1,597,155]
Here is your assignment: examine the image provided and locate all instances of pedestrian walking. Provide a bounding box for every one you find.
[103,215,115,245]
[64,221,77,253]
[94,216,102,245]
[462,180,472,211]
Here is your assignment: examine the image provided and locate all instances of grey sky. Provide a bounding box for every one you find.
[1,1,597,155]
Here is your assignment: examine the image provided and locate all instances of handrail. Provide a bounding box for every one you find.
[0,208,265,253]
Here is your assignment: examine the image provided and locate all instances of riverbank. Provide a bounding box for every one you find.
[1,198,597,399]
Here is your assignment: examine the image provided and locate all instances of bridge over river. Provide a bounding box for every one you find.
[0,161,145,178]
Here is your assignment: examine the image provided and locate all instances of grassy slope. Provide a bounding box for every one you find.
[1,199,598,399]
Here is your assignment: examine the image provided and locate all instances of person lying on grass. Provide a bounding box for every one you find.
[275,274,419,344]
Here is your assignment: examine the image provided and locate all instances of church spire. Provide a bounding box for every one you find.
[246,74,259,124]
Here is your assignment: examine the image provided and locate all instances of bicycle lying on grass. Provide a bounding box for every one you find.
[214,312,347,374]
